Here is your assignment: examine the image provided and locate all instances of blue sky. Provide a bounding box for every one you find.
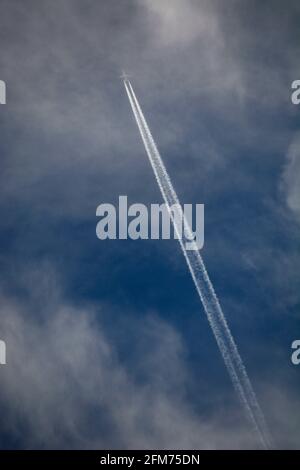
[0,0,299,449]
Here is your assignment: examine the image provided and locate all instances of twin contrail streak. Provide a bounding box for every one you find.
[123,78,272,449]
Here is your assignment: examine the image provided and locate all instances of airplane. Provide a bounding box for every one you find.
[120,70,131,82]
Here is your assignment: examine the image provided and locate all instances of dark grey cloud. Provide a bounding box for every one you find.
[0,0,297,218]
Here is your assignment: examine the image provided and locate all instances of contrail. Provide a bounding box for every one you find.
[123,78,272,449]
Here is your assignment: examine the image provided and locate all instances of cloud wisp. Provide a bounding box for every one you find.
[0,264,259,450]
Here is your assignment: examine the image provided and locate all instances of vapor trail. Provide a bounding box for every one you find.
[123,78,272,449]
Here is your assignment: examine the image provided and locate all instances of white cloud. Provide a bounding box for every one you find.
[0,265,257,449]
[141,0,219,47]
[0,264,298,449]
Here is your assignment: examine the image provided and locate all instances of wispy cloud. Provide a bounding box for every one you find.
[0,264,257,449]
